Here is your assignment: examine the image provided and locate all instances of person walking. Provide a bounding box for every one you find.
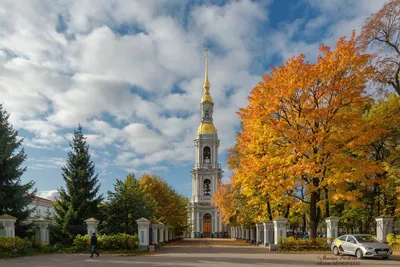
[90,233,99,258]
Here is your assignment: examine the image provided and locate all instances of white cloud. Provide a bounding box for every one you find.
[37,190,60,201]
[0,0,387,194]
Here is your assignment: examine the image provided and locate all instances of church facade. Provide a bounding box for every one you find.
[189,50,224,238]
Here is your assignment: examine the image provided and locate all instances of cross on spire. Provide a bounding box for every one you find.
[203,48,210,90]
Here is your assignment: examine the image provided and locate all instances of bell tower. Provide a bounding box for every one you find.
[190,49,224,238]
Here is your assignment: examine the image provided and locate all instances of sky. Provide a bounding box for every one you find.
[0,0,387,201]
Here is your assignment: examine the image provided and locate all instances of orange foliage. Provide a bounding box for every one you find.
[234,33,385,237]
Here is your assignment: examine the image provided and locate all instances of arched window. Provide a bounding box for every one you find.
[203,146,211,164]
[203,179,211,195]
[205,109,209,118]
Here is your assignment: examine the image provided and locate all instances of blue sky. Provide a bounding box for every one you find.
[0,0,386,200]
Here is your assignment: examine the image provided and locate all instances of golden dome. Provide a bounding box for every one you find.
[201,91,213,103]
[198,122,217,135]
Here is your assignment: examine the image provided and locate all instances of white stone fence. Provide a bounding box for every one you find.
[228,215,396,249]
[136,217,176,250]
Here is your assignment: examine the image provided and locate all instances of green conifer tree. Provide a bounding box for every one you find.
[0,104,35,220]
[54,125,102,238]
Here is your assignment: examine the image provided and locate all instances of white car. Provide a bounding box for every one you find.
[331,234,392,259]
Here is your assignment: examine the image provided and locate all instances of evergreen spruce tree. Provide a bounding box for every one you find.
[0,104,35,220]
[54,125,102,238]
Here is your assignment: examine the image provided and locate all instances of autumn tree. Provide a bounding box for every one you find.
[236,33,383,238]
[360,0,400,95]
[139,173,189,235]
[365,94,400,216]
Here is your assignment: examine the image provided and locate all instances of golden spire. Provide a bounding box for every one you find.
[203,48,210,90]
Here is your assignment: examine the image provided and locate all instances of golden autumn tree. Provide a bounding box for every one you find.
[236,33,384,239]
[360,0,400,95]
[139,173,190,235]
[365,94,400,216]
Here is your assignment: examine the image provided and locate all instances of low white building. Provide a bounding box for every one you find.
[27,195,55,218]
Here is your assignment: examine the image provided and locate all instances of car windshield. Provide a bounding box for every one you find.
[354,235,379,243]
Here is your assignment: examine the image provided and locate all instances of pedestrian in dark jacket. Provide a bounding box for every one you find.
[90,233,99,258]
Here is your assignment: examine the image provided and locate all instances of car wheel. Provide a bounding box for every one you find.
[356,249,364,259]
[333,246,340,256]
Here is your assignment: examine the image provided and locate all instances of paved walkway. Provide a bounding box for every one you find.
[1,238,399,267]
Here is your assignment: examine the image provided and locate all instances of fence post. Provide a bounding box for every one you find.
[273,217,288,245]
[0,214,17,238]
[325,216,339,242]
[85,218,99,237]
[375,216,394,243]
[136,217,150,250]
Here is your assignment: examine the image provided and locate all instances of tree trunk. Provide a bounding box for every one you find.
[302,213,306,233]
[267,200,273,221]
[310,191,318,239]
[325,188,330,217]
[284,204,290,219]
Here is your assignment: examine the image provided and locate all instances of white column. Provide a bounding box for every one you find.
[165,226,169,242]
[151,224,159,245]
[256,223,263,245]
[263,221,273,246]
[159,223,164,244]
[375,216,394,243]
[273,218,288,245]
[191,209,195,234]
[136,217,150,250]
[196,211,200,236]
[84,218,99,236]
[0,214,17,238]
[325,216,339,241]
[250,227,255,243]
[32,218,51,243]
[241,226,244,239]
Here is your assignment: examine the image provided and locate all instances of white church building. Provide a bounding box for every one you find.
[189,50,225,238]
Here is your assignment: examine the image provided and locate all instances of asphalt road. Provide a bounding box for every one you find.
[1,239,399,267]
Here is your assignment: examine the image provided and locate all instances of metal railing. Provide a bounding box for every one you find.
[193,163,221,169]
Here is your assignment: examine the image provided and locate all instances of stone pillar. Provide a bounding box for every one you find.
[196,211,200,238]
[375,216,394,243]
[250,227,255,243]
[273,217,288,245]
[245,228,249,241]
[32,218,51,243]
[159,223,164,244]
[165,226,169,242]
[256,223,263,245]
[136,217,151,250]
[151,224,159,245]
[0,214,17,238]
[84,218,99,236]
[263,221,273,246]
[325,216,340,241]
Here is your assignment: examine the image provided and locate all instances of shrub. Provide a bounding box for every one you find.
[0,236,55,258]
[278,237,331,251]
[73,233,139,251]
[386,233,400,250]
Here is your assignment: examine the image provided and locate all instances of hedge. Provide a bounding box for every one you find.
[278,236,331,251]
[0,236,55,258]
[73,233,139,251]
[387,233,400,250]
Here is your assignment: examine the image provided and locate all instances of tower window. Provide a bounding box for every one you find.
[203,146,211,164]
[205,110,209,118]
[203,179,211,195]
